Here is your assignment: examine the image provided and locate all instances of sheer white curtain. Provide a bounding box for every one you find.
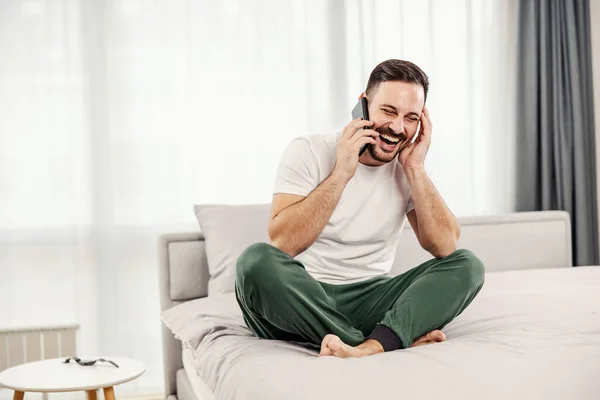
[0,0,517,396]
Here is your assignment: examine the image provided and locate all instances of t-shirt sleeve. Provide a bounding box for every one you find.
[273,138,320,197]
[405,195,415,214]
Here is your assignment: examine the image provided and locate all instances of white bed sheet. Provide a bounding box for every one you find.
[169,267,600,400]
[182,345,216,400]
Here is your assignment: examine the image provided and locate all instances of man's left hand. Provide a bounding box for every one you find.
[399,105,432,170]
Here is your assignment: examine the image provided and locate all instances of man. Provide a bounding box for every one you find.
[235,59,485,358]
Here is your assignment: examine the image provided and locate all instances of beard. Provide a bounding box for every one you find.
[367,125,408,163]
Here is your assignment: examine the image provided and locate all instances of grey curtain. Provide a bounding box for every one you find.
[516,0,599,266]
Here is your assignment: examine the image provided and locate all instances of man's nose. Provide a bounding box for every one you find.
[389,118,404,135]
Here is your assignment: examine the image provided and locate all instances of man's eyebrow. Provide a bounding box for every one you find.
[381,104,420,118]
[381,104,397,111]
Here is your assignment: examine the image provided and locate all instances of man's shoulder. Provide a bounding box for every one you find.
[293,130,338,146]
[289,130,339,158]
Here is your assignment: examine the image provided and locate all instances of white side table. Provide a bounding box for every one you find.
[0,357,145,400]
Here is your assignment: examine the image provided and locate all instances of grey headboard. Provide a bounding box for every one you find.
[157,210,572,398]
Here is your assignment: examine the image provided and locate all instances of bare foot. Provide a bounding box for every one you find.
[410,330,446,347]
[318,335,384,358]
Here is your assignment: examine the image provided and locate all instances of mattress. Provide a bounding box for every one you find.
[165,267,600,400]
[182,344,216,400]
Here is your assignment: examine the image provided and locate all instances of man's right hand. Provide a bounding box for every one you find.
[333,119,378,182]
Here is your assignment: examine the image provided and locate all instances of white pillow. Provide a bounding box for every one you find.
[161,293,248,350]
[193,203,271,294]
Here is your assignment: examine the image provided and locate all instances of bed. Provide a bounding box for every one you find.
[158,210,600,400]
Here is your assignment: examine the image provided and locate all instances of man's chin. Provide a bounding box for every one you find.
[369,143,403,163]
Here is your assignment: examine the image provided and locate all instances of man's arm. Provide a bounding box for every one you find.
[268,119,377,258]
[268,169,349,257]
[399,105,459,259]
[405,168,460,258]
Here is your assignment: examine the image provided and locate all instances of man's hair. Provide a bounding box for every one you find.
[365,59,429,100]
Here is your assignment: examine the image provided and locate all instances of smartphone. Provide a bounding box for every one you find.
[351,97,370,156]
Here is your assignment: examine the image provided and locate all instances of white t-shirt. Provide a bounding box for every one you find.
[273,130,415,284]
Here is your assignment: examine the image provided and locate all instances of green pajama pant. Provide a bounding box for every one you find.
[235,242,485,350]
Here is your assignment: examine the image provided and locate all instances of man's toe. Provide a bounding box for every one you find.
[431,330,446,342]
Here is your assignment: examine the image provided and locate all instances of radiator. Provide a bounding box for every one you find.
[0,325,79,370]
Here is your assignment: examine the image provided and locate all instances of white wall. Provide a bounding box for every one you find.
[592,1,600,259]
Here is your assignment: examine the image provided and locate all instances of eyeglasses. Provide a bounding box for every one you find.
[63,357,119,368]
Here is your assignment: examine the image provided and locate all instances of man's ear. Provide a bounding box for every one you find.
[358,92,367,100]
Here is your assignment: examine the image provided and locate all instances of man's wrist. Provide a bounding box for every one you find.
[404,165,427,183]
[330,166,352,185]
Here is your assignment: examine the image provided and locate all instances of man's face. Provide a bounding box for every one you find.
[364,81,425,164]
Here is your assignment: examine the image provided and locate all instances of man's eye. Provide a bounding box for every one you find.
[382,109,395,115]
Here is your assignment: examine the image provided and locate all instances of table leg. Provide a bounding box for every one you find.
[13,391,24,400]
[87,390,97,400]
[103,387,115,400]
